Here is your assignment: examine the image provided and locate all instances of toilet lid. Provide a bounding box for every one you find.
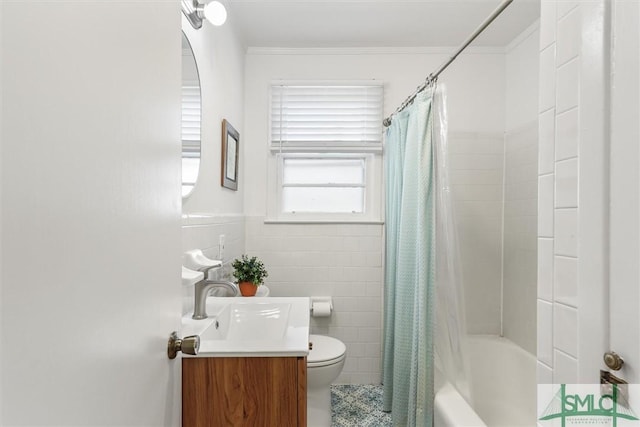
[308,334,346,367]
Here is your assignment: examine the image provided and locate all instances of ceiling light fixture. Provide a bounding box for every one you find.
[182,0,227,29]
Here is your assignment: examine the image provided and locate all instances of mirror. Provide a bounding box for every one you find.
[181,32,201,198]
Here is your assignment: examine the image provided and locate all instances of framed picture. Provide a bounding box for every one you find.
[221,119,239,191]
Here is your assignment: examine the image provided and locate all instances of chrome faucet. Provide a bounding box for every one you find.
[192,279,239,320]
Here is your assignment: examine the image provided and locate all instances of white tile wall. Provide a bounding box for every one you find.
[539,46,557,113]
[555,108,579,160]
[244,217,383,384]
[555,59,580,114]
[539,1,557,50]
[181,214,246,316]
[537,361,554,384]
[538,238,554,302]
[555,158,578,208]
[538,0,585,386]
[537,300,553,366]
[553,349,578,384]
[538,109,556,174]
[449,132,505,336]
[556,7,581,66]
[556,1,579,20]
[553,256,577,307]
[538,175,555,237]
[553,303,578,357]
[503,122,538,354]
[554,209,578,257]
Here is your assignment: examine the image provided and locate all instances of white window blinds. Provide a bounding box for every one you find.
[181,82,201,158]
[181,82,200,196]
[270,84,384,151]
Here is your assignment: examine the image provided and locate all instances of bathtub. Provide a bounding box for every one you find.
[434,335,536,427]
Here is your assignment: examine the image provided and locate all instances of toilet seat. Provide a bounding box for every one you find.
[308,334,346,368]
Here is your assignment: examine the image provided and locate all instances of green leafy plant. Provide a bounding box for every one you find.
[232,254,269,286]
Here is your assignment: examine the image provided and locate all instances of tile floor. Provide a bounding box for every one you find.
[331,384,392,427]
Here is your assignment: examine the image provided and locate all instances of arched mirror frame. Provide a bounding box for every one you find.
[181,31,202,198]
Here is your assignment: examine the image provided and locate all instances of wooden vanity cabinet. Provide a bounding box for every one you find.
[182,357,307,427]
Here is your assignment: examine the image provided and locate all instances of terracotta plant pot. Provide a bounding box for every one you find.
[239,281,258,297]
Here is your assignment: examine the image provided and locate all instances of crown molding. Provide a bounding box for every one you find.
[505,19,540,53]
[246,46,507,56]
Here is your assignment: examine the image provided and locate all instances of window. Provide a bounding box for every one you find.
[268,83,383,222]
[181,82,200,196]
[281,156,366,214]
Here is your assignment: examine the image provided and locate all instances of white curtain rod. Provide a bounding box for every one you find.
[383,0,514,127]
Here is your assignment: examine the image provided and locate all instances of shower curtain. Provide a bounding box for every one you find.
[432,87,471,405]
[383,85,469,427]
[382,88,436,427]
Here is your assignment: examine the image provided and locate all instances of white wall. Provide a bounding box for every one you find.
[1,1,182,424]
[0,2,4,419]
[181,14,245,216]
[506,24,541,132]
[243,49,506,383]
[503,24,540,355]
[180,13,247,314]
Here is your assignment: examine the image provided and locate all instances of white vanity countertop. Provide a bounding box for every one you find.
[182,297,310,358]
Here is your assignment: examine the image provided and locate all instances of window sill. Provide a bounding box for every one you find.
[263,218,384,225]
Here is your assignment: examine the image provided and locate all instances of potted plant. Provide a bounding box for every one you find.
[232,254,269,297]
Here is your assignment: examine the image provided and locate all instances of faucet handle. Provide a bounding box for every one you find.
[167,332,200,359]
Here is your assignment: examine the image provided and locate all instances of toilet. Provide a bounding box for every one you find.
[307,334,347,426]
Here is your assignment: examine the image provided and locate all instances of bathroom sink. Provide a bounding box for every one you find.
[182,297,310,357]
[199,301,289,341]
